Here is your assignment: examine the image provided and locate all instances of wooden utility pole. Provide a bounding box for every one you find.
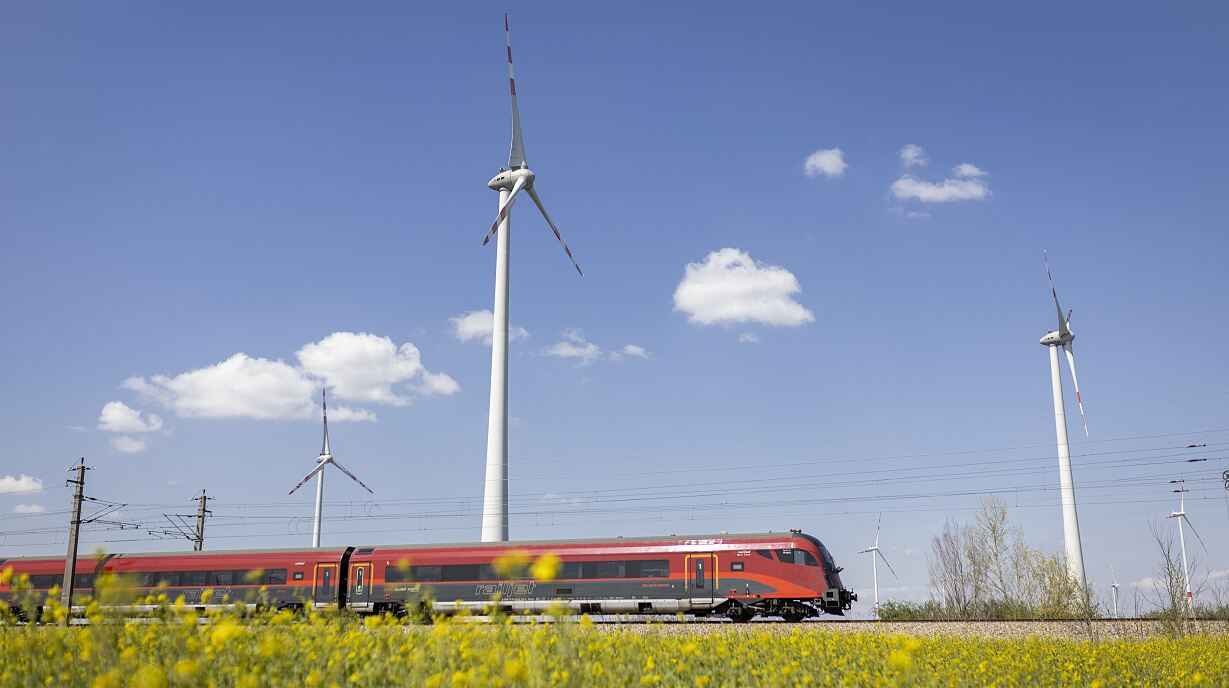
[192,490,212,551]
[60,458,93,624]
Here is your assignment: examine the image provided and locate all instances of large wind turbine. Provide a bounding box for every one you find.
[289,390,373,547]
[858,516,897,620]
[1040,253,1089,590]
[479,16,583,542]
[1168,482,1207,608]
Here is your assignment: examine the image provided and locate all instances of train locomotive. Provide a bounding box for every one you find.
[0,531,856,622]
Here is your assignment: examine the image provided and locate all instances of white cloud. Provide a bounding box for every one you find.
[541,330,649,367]
[298,332,453,405]
[618,344,650,359]
[803,148,847,179]
[738,332,761,344]
[415,371,461,396]
[0,475,43,495]
[888,206,932,220]
[124,354,317,420]
[952,162,987,178]
[673,248,814,327]
[541,492,588,507]
[13,504,46,515]
[110,436,147,454]
[97,401,163,433]
[326,407,377,423]
[122,332,457,422]
[449,310,529,345]
[899,144,928,168]
[544,333,603,367]
[890,161,992,203]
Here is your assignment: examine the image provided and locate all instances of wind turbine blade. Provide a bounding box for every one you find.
[505,14,526,169]
[874,514,882,548]
[526,186,583,276]
[1062,342,1090,438]
[877,549,899,579]
[858,547,873,554]
[1043,251,1070,337]
[1182,514,1209,552]
[482,176,527,246]
[328,458,374,495]
[288,463,326,495]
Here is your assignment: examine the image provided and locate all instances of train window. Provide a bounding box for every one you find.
[266,569,288,585]
[159,572,180,586]
[559,562,584,579]
[755,550,773,560]
[441,564,479,582]
[775,549,794,563]
[593,561,625,579]
[797,550,820,567]
[212,571,233,586]
[694,560,705,589]
[30,574,61,589]
[730,562,744,572]
[639,560,670,578]
[817,543,836,569]
[293,572,305,581]
[183,570,208,587]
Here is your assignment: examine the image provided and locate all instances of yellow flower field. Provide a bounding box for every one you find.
[1,601,1226,688]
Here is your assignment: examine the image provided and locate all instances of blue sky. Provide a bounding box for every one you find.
[2,2,1227,616]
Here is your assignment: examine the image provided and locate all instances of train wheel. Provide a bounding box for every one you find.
[725,604,755,623]
[781,609,805,623]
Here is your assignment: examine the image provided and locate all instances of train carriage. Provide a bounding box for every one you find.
[0,531,855,622]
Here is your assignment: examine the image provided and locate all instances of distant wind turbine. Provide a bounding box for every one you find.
[1040,252,1089,591]
[858,516,898,619]
[480,15,583,543]
[1110,565,1120,619]
[289,390,373,547]
[1168,481,1207,608]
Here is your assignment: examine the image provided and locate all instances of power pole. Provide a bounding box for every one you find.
[61,458,94,624]
[192,490,212,551]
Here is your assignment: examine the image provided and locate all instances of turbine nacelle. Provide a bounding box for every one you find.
[488,166,534,191]
[1039,329,1074,346]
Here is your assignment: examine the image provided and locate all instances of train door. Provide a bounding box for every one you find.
[349,563,372,608]
[313,564,338,606]
[684,553,716,606]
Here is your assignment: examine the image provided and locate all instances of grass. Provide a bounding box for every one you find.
[1,569,1227,686]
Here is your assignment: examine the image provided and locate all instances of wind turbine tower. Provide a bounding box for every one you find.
[1110,565,1120,619]
[480,16,584,542]
[289,390,374,547]
[1168,481,1207,609]
[858,516,898,619]
[1040,253,1089,590]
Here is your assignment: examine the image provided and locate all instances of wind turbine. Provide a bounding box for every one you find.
[1040,252,1089,591]
[1168,481,1207,609]
[479,15,583,543]
[289,390,373,547]
[1110,565,1120,619]
[858,516,897,619]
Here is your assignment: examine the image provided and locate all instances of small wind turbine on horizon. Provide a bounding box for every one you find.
[1168,480,1207,609]
[1040,252,1090,592]
[289,390,373,547]
[1110,565,1120,619]
[479,15,584,543]
[858,516,898,620]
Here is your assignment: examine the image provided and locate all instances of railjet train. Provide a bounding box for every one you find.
[0,531,856,622]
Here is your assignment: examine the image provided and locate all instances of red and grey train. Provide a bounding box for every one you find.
[0,531,856,621]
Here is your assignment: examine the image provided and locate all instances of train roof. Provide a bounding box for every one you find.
[0,531,815,563]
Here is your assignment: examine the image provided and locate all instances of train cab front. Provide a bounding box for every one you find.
[797,532,856,615]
